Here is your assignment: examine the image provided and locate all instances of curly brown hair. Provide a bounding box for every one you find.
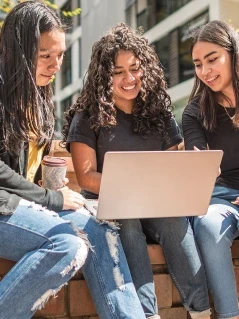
[62,23,173,145]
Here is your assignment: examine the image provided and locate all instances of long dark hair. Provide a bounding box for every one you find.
[189,20,239,131]
[62,23,172,145]
[0,1,65,155]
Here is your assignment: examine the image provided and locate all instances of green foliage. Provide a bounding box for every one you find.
[0,0,81,28]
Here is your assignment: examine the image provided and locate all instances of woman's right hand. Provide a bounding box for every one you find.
[231,197,239,205]
[58,186,85,210]
[194,146,221,176]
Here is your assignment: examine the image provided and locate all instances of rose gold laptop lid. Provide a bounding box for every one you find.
[96,150,223,220]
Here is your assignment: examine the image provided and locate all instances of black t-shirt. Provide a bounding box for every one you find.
[182,100,239,190]
[67,107,182,197]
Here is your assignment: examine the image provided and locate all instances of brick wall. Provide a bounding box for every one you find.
[0,140,238,319]
[1,242,239,319]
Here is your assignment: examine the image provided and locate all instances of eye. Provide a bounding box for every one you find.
[209,57,217,63]
[131,68,140,73]
[194,64,201,69]
[114,71,122,75]
[58,52,65,58]
[40,54,50,59]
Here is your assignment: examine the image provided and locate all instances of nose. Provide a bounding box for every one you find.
[124,71,135,82]
[202,65,212,76]
[49,58,61,72]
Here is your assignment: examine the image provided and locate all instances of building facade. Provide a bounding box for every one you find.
[54,0,239,133]
[54,0,125,133]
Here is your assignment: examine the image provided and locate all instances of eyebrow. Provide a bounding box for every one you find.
[40,48,66,53]
[193,50,218,62]
[114,63,138,69]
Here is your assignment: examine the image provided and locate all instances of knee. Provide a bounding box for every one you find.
[48,222,89,276]
[193,207,233,248]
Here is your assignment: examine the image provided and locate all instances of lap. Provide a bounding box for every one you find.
[0,201,76,260]
[192,185,239,242]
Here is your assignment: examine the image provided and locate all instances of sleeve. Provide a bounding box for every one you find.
[162,116,183,150]
[182,102,208,150]
[66,111,97,153]
[0,160,64,213]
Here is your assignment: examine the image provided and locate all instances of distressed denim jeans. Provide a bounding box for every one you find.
[119,217,211,319]
[0,201,146,319]
[192,185,239,319]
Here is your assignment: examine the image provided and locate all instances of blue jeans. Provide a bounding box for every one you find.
[119,218,211,319]
[192,185,239,319]
[0,200,146,319]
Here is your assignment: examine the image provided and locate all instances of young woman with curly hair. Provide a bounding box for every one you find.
[62,23,211,319]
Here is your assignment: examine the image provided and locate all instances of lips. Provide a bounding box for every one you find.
[206,75,219,83]
[42,74,54,78]
[122,84,136,91]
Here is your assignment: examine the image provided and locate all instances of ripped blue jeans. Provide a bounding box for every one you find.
[192,185,239,319]
[0,201,146,319]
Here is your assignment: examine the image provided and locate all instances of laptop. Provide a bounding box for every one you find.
[84,150,223,219]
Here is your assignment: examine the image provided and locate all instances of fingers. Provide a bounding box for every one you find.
[231,197,239,205]
[194,146,200,151]
[62,177,69,186]
[60,188,86,211]
[58,185,69,191]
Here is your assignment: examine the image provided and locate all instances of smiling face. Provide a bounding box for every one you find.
[36,29,66,86]
[192,41,233,101]
[112,50,143,113]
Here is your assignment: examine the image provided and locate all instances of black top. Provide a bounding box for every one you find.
[0,141,63,214]
[182,100,239,190]
[67,107,183,198]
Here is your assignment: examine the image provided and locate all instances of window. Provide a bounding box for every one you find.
[152,10,209,87]
[137,9,147,31]
[60,0,81,31]
[179,11,209,82]
[126,2,137,29]
[147,0,192,29]
[152,35,170,84]
[61,0,72,32]
[57,95,72,131]
[61,46,72,88]
[77,0,81,26]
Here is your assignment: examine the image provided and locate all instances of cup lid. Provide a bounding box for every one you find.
[42,156,67,167]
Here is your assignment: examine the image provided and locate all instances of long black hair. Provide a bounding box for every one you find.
[62,23,173,145]
[0,1,65,155]
[189,20,239,130]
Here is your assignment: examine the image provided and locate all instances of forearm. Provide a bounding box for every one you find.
[77,170,102,195]
[0,160,64,211]
[182,113,208,150]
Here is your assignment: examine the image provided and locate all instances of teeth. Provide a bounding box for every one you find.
[207,76,218,83]
[123,85,135,90]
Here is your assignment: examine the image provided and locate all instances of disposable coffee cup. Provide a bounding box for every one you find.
[41,156,67,190]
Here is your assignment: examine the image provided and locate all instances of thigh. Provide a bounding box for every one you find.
[192,199,239,245]
[142,217,191,244]
[211,185,239,204]
[117,219,148,260]
[58,208,114,243]
[118,219,145,242]
[0,202,74,261]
